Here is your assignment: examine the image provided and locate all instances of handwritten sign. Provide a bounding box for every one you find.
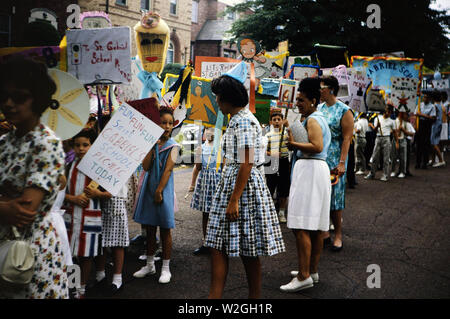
[194,56,241,78]
[277,79,298,109]
[390,77,419,112]
[66,27,131,84]
[77,102,163,196]
[348,68,371,112]
[291,65,319,82]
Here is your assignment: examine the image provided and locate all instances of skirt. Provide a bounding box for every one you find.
[431,124,442,145]
[440,123,448,141]
[204,164,285,257]
[101,197,130,248]
[287,159,331,231]
[190,168,221,213]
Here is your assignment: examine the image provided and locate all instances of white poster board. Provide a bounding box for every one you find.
[321,65,350,101]
[292,66,319,82]
[77,102,164,196]
[432,79,449,90]
[200,62,239,79]
[67,27,132,84]
[348,68,371,112]
[390,77,419,112]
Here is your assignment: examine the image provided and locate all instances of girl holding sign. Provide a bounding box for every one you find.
[64,129,111,299]
[133,107,180,284]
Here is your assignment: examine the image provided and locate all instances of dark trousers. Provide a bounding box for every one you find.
[406,139,412,174]
[347,141,356,187]
[416,119,433,168]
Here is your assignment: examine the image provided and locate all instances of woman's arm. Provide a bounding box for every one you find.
[337,110,354,176]
[154,147,179,204]
[287,118,324,154]
[189,163,202,192]
[84,187,112,200]
[0,187,45,228]
[226,147,253,222]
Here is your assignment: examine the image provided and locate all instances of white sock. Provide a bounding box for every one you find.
[279,209,285,215]
[147,255,155,267]
[96,270,105,282]
[112,274,122,288]
[162,259,170,272]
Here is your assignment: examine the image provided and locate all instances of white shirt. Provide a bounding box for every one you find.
[405,122,416,141]
[415,102,436,117]
[395,118,408,140]
[374,116,396,137]
[355,118,369,137]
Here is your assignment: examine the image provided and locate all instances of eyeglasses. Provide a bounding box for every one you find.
[320,86,330,90]
[0,89,32,105]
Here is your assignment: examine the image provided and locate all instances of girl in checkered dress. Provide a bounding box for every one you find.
[205,75,285,299]
[189,127,222,255]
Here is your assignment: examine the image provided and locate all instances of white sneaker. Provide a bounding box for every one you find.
[280,276,314,292]
[432,161,446,168]
[397,173,405,178]
[380,175,388,182]
[355,170,365,175]
[278,212,287,223]
[290,271,319,283]
[390,172,396,177]
[159,270,171,284]
[133,264,156,278]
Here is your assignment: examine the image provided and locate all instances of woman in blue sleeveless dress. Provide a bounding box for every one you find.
[133,108,180,284]
[318,76,354,252]
[280,78,331,292]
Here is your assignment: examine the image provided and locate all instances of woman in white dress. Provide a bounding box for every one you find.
[280,78,331,292]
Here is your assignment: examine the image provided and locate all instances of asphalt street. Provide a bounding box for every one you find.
[87,152,450,299]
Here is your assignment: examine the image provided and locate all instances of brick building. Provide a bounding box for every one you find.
[190,0,252,60]
[79,0,192,63]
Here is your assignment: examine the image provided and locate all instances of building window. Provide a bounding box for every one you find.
[170,0,177,15]
[141,0,151,11]
[166,42,174,64]
[116,0,127,6]
[192,0,198,23]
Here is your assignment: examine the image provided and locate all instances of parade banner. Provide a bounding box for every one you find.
[77,102,163,196]
[347,68,371,112]
[390,77,420,112]
[66,26,132,84]
[431,79,449,90]
[351,56,423,93]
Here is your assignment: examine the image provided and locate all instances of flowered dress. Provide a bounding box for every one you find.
[318,101,350,211]
[204,108,285,257]
[0,123,69,299]
[190,143,222,213]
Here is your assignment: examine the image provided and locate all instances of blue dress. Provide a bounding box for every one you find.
[431,103,442,145]
[190,143,222,213]
[318,101,350,211]
[133,138,179,229]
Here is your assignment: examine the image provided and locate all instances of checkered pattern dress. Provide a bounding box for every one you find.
[190,144,222,213]
[101,193,130,248]
[204,109,285,257]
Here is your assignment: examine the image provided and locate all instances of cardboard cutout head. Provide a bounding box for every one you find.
[134,12,170,75]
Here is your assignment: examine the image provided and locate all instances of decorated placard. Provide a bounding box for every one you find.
[194,56,241,79]
[431,79,449,90]
[66,27,131,84]
[347,68,371,112]
[390,77,420,112]
[77,102,163,196]
[321,65,350,100]
[277,79,298,109]
[290,64,319,82]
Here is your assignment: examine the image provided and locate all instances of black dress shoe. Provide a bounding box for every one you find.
[130,235,146,246]
[331,243,343,252]
[193,245,210,255]
[323,237,332,248]
[110,283,123,295]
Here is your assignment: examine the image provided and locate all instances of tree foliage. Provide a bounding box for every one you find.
[228,0,449,68]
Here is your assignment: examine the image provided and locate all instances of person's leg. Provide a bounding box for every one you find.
[94,254,106,283]
[147,225,158,256]
[208,249,228,299]
[79,257,92,289]
[241,256,262,299]
[310,231,324,274]
[399,139,407,175]
[133,226,157,278]
[331,210,343,248]
[369,137,382,176]
[202,212,209,240]
[293,230,311,280]
[382,137,391,177]
[406,139,412,175]
[355,139,364,171]
[361,138,367,171]
[111,247,125,289]
[160,228,172,261]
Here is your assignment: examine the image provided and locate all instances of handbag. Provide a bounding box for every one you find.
[0,226,35,287]
[289,116,309,143]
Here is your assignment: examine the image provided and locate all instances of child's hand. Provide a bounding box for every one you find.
[84,187,100,199]
[74,194,89,208]
[154,190,163,204]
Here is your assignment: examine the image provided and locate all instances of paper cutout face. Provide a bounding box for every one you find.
[134,12,170,74]
[79,11,112,29]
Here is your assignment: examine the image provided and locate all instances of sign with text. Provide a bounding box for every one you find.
[390,77,420,112]
[66,27,131,84]
[348,68,371,112]
[194,56,241,79]
[77,102,163,196]
[291,65,319,82]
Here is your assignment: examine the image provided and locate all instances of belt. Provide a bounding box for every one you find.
[298,157,326,162]
[376,135,391,138]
